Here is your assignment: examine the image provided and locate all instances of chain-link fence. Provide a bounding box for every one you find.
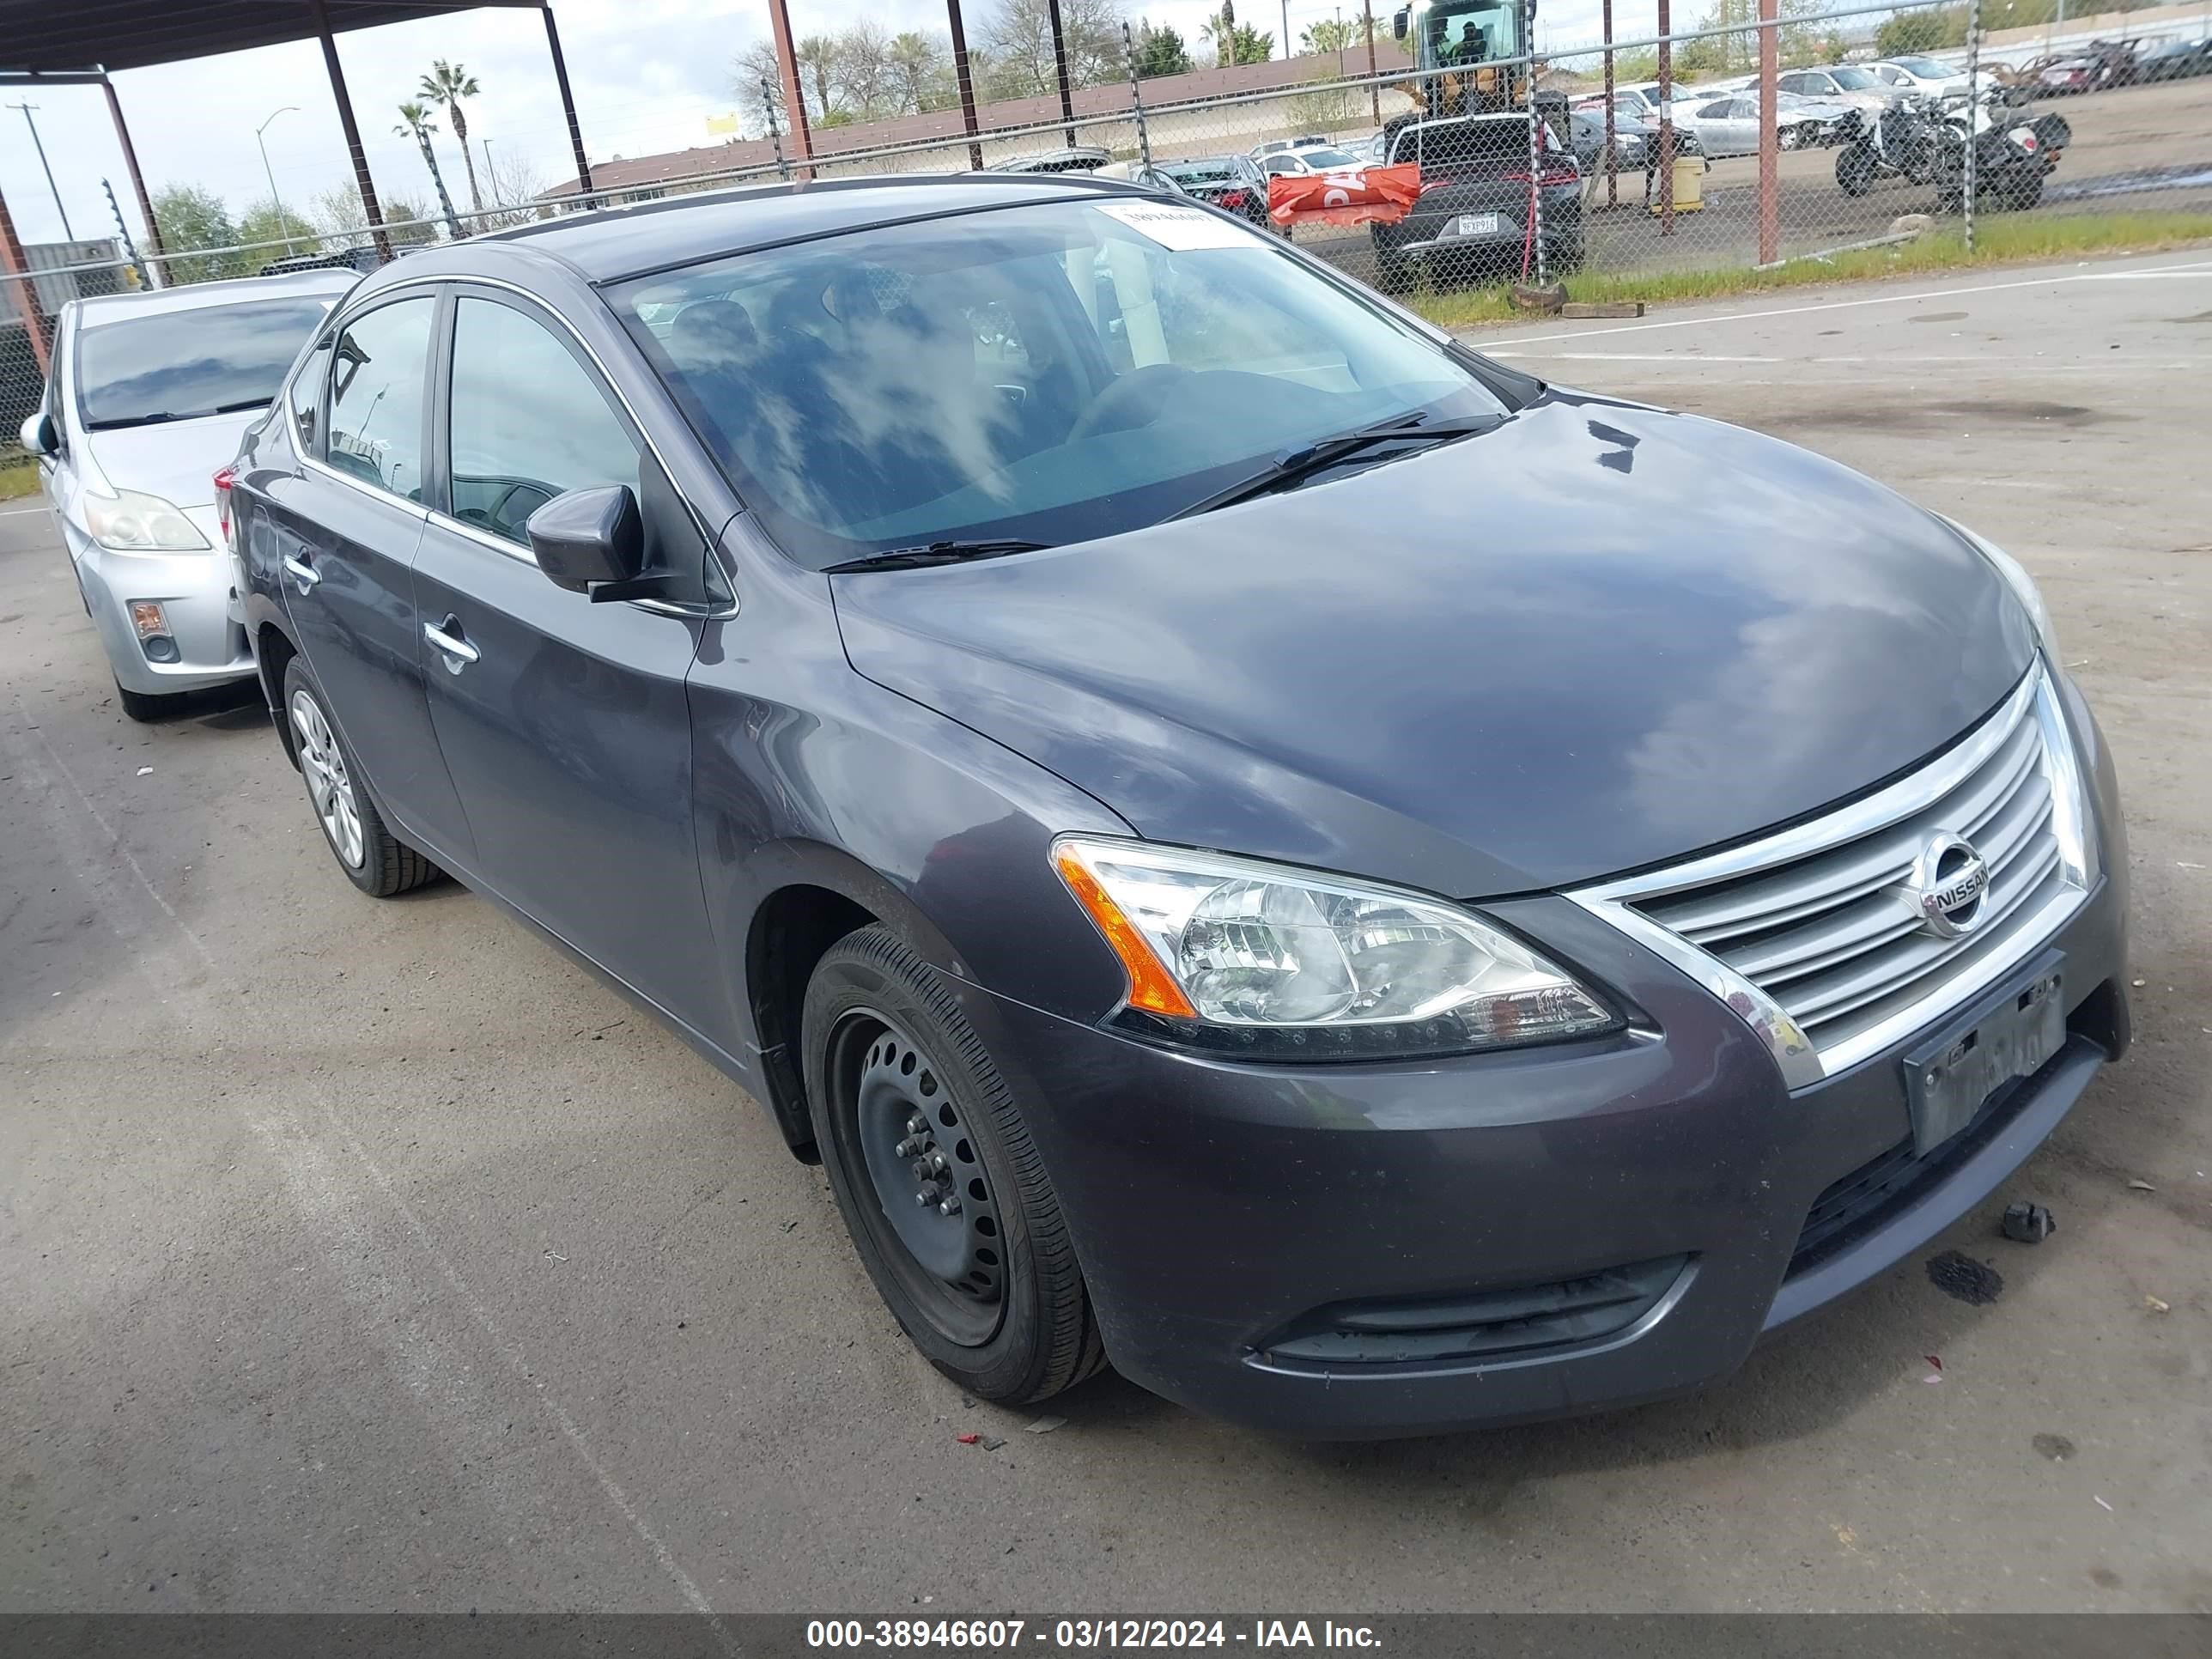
[7,0,2209,442]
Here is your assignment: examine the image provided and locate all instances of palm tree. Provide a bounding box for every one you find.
[419,59,484,212]
[394,100,461,240]
[1200,3,1240,68]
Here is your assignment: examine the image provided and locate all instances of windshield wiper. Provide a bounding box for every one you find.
[84,398,270,431]
[1170,411,1503,521]
[823,538,1052,574]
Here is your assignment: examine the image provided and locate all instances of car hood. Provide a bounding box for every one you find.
[82,409,263,508]
[830,392,2037,900]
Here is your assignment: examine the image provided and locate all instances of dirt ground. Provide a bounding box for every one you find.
[3,250,2209,1617]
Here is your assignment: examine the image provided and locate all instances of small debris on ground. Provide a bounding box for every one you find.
[1926,1249,2004,1306]
[2144,1294,2170,1315]
[1923,1354,1943,1371]
[1024,1415,1067,1435]
[2127,1179,2155,1193]
[542,1249,567,1262]
[956,1432,981,1445]
[136,766,152,776]
[2094,1495,2114,1513]
[2002,1200,2057,1243]
[960,1394,977,1409]
[2033,1433,2075,1462]
[980,1436,1006,1451]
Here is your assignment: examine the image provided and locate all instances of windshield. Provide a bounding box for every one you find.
[75,296,335,430]
[1294,146,1359,168]
[1161,160,1239,183]
[1893,56,1951,76]
[613,199,1508,568]
[1415,0,1524,67]
[1828,67,1880,90]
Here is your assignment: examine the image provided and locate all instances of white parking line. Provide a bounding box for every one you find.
[0,504,52,517]
[1466,255,2212,349]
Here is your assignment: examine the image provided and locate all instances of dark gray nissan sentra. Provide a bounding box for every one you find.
[230,174,2128,1437]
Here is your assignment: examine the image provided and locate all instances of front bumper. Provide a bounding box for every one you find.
[951,690,2130,1439]
[71,509,253,696]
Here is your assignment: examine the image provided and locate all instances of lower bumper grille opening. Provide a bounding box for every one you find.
[1787,1031,2091,1279]
[1260,1255,1689,1369]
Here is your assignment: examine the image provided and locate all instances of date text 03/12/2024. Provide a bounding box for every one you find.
[805,1621,1383,1650]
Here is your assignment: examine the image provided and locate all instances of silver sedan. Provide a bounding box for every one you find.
[20,269,353,720]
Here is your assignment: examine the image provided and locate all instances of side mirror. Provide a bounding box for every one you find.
[526,484,644,596]
[18,410,58,457]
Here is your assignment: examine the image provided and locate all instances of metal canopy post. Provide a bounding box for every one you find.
[765,0,816,180]
[946,0,985,172]
[1046,0,1077,145]
[310,0,392,261]
[541,3,595,198]
[0,183,52,377]
[99,72,167,281]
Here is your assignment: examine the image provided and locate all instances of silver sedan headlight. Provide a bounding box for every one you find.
[1054,837,1617,1060]
[83,486,210,553]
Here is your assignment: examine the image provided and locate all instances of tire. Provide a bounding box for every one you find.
[1374,251,1412,294]
[801,924,1106,1406]
[2004,172,2045,211]
[1836,145,1875,196]
[1798,123,1825,152]
[1549,235,1585,276]
[280,655,441,898]
[115,680,183,724]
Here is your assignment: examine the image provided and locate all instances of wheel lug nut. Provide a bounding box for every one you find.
[938,1198,960,1216]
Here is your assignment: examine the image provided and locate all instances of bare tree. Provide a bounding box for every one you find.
[733,38,791,134]
[979,0,1126,100]
[836,21,898,120]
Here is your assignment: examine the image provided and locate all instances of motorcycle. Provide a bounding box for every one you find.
[1930,93,2069,213]
[1834,96,1942,195]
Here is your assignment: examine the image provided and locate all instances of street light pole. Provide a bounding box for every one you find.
[8,104,74,240]
[257,106,301,254]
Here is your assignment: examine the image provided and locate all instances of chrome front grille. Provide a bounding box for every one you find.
[1571,666,2096,1086]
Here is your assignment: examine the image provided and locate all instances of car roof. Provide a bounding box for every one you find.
[416,173,1158,286]
[74,266,356,325]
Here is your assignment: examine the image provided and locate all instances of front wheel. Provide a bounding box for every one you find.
[802,925,1106,1405]
[115,680,184,724]
[1836,145,1876,196]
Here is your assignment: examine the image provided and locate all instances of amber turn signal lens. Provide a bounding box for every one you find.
[1052,843,1198,1019]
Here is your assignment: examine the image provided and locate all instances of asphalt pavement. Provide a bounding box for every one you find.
[3,249,2209,1616]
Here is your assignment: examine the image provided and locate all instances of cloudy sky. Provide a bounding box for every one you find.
[1,0,1668,248]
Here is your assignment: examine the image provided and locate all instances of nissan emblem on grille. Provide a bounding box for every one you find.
[1894,832,1990,939]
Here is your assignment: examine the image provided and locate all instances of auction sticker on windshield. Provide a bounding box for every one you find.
[1092,201,1257,250]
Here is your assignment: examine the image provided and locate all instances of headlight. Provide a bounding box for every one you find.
[1942,515,2056,657]
[1052,837,1617,1060]
[82,487,210,553]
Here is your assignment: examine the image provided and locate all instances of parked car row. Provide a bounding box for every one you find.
[20,168,2130,1443]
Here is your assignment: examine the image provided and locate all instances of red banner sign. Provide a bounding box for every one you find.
[1267,164,1422,228]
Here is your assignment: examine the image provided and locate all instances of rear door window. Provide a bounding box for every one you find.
[325,296,437,501]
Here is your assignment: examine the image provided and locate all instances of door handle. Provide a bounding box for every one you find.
[422,617,480,670]
[281,552,320,594]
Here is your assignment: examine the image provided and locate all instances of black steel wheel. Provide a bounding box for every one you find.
[833,1010,1006,1346]
[802,925,1106,1403]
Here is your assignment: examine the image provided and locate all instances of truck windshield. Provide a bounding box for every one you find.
[1406,0,1525,70]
